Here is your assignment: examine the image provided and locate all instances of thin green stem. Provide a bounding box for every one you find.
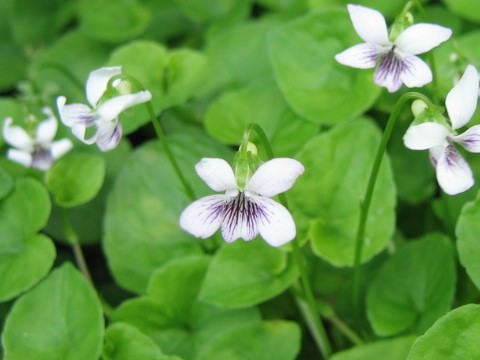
[292,284,363,346]
[61,209,114,318]
[106,74,196,201]
[352,92,434,326]
[293,289,332,355]
[290,238,332,358]
[147,104,196,201]
[428,53,440,104]
[327,313,364,346]
[62,209,94,285]
[246,123,332,358]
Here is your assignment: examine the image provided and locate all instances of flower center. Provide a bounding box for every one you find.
[32,145,54,171]
[376,46,405,82]
[221,192,267,240]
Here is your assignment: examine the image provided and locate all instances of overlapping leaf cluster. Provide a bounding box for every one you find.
[1,0,480,359]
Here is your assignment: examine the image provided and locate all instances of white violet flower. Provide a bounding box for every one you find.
[335,4,452,92]
[56,66,152,151]
[3,107,73,171]
[180,157,305,247]
[403,65,480,195]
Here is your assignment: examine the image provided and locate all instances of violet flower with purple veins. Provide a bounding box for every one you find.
[335,4,452,92]
[3,107,73,171]
[403,65,480,195]
[57,66,151,151]
[179,157,304,247]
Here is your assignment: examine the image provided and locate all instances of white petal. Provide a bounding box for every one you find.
[50,138,73,159]
[453,125,480,153]
[429,145,444,168]
[36,112,58,144]
[6,149,32,168]
[72,123,97,145]
[446,65,479,130]
[400,55,433,89]
[254,196,296,247]
[335,43,379,69]
[373,52,404,92]
[3,117,33,150]
[246,158,305,197]
[436,144,474,195]
[347,4,389,45]
[395,24,452,55]
[86,66,122,106]
[179,195,225,239]
[195,158,237,192]
[221,193,258,243]
[96,121,122,152]
[95,91,152,122]
[403,122,450,150]
[31,151,54,171]
[56,96,96,127]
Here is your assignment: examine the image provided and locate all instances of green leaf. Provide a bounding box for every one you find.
[29,31,112,104]
[0,234,55,302]
[200,239,299,308]
[46,154,106,207]
[11,0,75,46]
[308,0,414,20]
[441,0,480,23]
[0,41,26,92]
[407,304,480,360]
[367,234,456,336]
[202,18,281,95]
[195,320,301,360]
[113,256,261,360]
[142,0,194,42]
[0,178,51,254]
[164,49,210,108]
[44,142,131,245]
[147,256,212,324]
[2,263,104,360]
[435,30,480,99]
[174,0,249,23]
[103,134,233,293]
[292,119,396,266]
[331,336,417,360]
[103,322,181,360]
[79,0,150,43]
[204,81,318,157]
[258,0,307,12]
[268,8,380,124]
[456,196,480,289]
[0,164,13,200]
[433,189,476,236]
[0,1,26,90]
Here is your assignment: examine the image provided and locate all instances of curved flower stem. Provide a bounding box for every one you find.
[61,208,94,285]
[428,53,440,105]
[352,92,435,327]
[106,74,196,201]
[246,123,332,359]
[36,62,84,92]
[61,209,114,318]
[401,1,441,105]
[146,104,196,201]
[292,286,364,346]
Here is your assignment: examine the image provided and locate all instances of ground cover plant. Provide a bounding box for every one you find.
[1,0,480,359]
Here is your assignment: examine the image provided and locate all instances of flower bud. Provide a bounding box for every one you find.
[411,99,428,117]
